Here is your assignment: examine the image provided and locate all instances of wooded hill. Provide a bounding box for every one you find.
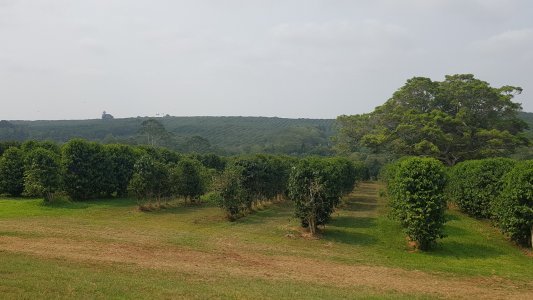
[1,112,531,156]
[1,116,335,155]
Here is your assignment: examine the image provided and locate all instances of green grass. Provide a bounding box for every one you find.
[323,194,533,279]
[1,252,421,300]
[1,182,532,299]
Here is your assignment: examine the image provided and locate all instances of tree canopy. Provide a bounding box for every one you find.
[336,74,529,165]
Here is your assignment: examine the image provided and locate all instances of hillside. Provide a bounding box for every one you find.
[520,111,533,138]
[2,116,336,155]
[1,112,531,156]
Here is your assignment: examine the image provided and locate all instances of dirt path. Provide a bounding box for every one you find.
[1,182,532,299]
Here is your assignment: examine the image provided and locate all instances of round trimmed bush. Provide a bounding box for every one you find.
[387,157,447,250]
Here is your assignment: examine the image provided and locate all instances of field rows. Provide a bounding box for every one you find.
[1,182,532,299]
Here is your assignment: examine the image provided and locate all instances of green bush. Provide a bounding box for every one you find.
[44,191,72,205]
[61,139,108,200]
[199,191,223,204]
[20,140,60,155]
[447,158,516,218]
[0,141,21,157]
[288,157,349,234]
[128,155,171,201]
[211,155,292,220]
[352,160,369,181]
[212,166,247,220]
[0,147,25,196]
[323,157,357,197]
[169,158,205,202]
[103,144,139,197]
[137,146,182,165]
[492,160,533,247]
[190,153,226,171]
[23,148,61,201]
[387,157,447,250]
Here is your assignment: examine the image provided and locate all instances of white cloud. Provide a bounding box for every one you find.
[382,0,520,21]
[469,28,533,61]
[78,37,108,55]
[270,20,412,49]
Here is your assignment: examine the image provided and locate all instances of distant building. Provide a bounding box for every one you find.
[102,111,114,120]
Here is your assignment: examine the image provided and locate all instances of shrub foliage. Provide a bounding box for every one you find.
[23,148,61,201]
[447,158,516,218]
[492,160,533,247]
[0,147,25,196]
[386,157,447,250]
[288,157,357,234]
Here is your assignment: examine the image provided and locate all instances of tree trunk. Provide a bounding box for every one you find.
[531,224,533,250]
[308,217,316,235]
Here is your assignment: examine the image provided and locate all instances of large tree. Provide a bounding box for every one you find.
[138,118,171,147]
[336,74,529,165]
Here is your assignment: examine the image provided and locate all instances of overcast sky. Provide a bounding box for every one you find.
[1,0,532,120]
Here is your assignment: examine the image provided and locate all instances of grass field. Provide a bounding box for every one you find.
[1,182,532,299]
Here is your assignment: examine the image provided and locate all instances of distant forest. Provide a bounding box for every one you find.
[0,112,531,157]
[0,116,335,155]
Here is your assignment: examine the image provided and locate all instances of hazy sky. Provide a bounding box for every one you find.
[1,0,532,120]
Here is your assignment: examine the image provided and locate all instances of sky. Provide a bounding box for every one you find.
[1,0,532,120]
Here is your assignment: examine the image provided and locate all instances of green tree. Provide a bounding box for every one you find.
[336,74,529,166]
[23,148,61,201]
[0,147,25,196]
[138,119,170,147]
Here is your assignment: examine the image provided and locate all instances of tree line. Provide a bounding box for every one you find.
[0,140,222,202]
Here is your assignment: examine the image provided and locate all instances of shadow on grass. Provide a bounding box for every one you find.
[340,202,378,212]
[323,228,378,246]
[443,224,470,236]
[430,241,505,259]
[323,215,378,245]
[445,213,461,222]
[236,206,294,225]
[43,198,137,209]
[42,202,90,209]
[331,216,376,229]
[142,203,209,215]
